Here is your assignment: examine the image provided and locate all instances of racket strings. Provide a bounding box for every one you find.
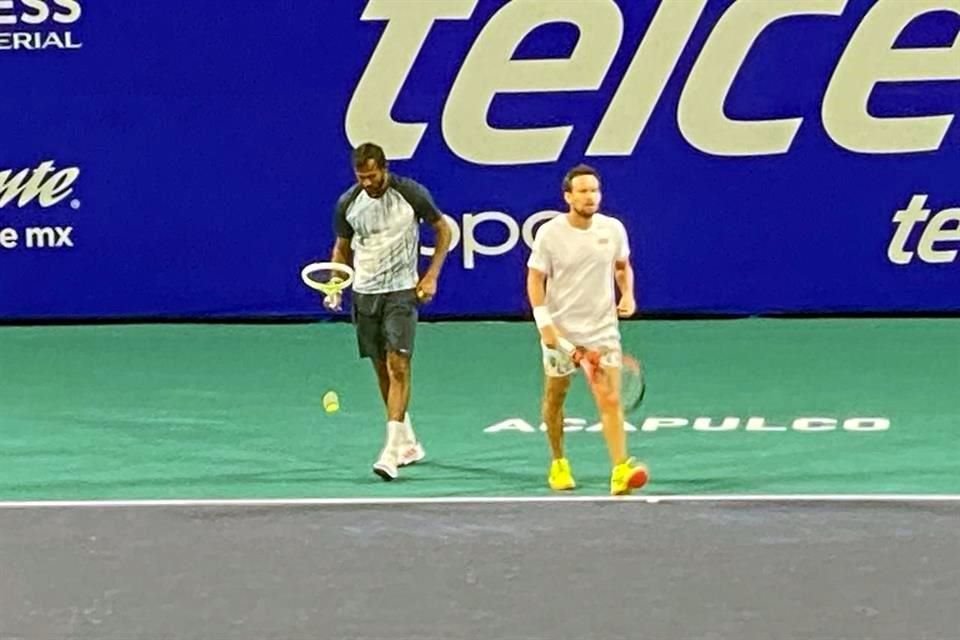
[300,262,354,295]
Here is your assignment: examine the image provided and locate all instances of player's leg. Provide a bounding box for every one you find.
[354,293,401,481]
[383,289,424,467]
[589,353,627,464]
[541,344,575,490]
[370,357,423,463]
[587,348,649,495]
[371,358,390,409]
[384,350,410,422]
[543,374,571,460]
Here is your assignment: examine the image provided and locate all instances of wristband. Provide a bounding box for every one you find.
[533,306,553,328]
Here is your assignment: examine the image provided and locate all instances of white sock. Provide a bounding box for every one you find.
[386,421,405,450]
[402,412,417,444]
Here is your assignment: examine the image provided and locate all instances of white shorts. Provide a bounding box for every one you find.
[541,341,622,378]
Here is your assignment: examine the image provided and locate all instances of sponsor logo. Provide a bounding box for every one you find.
[0,160,80,209]
[0,0,82,52]
[421,209,557,268]
[888,195,960,265]
[0,160,79,250]
[347,0,959,164]
[484,416,891,433]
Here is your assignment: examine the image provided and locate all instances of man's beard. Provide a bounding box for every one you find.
[572,206,597,217]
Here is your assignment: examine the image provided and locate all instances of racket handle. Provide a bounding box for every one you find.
[323,291,343,311]
[556,337,600,372]
[556,336,577,356]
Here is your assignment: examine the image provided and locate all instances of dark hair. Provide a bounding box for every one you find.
[352,142,387,170]
[562,164,600,192]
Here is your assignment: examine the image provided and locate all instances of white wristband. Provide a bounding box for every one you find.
[532,306,553,328]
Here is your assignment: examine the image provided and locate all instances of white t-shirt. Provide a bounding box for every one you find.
[527,213,630,347]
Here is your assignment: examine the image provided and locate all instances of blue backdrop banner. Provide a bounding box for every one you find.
[1,0,958,319]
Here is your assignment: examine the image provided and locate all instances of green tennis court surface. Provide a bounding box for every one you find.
[2,319,957,500]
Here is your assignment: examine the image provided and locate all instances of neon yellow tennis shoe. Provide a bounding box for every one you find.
[548,458,576,491]
[610,458,649,495]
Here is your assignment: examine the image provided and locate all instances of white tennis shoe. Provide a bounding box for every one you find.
[398,442,425,467]
[373,446,398,481]
[397,412,425,466]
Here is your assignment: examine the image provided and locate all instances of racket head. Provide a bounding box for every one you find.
[619,353,646,411]
[300,261,354,295]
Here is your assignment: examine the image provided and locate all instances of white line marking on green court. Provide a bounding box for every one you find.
[0,495,958,508]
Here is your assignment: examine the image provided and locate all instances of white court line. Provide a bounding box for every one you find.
[0,494,958,509]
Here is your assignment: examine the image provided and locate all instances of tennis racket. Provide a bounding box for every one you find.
[301,261,354,311]
[557,336,646,413]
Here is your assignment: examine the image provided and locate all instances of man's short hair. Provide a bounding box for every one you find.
[352,142,387,170]
[562,164,600,192]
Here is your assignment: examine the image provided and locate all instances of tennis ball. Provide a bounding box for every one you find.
[322,390,340,413]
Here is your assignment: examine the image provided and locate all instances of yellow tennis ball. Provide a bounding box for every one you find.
[322,391,340,413]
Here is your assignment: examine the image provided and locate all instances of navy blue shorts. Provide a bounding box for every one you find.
[351,289,418,360]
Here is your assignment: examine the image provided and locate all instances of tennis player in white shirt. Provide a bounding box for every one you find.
[526,164,649,495]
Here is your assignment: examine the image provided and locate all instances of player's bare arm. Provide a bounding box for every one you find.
[526,267,559,348]
[417,217,452,303]
[331,236,353,266]
[615,257,636,317]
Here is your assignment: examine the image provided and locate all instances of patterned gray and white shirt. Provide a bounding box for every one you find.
[334,174,442,294]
